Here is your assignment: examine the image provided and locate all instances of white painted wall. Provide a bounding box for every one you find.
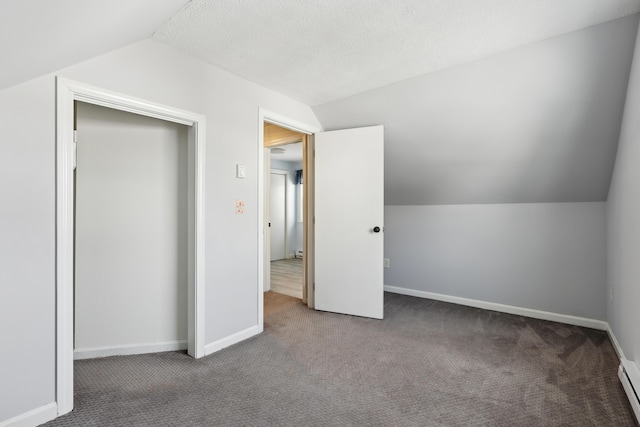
[74,102,187,353]
[607,21,640,372]
[384,203,607,320]
[271,158,302,256]
[313,15,639,205]
[0,39,320,423]
[0,76,56,423]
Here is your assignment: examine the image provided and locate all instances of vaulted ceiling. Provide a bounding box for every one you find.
[4,0,640,205]
[153,0,640,106]
[0,0,187,91]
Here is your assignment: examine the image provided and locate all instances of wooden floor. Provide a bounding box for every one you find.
[270,258,303,299]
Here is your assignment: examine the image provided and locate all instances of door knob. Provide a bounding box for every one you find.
[372,226,381,233]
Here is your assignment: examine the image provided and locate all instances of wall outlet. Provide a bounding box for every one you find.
[384,258,390,268]
[235,199,245,214]
[609,286,613,302]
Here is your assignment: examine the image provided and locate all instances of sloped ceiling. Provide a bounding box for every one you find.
[314,16,640,205]
[153,0,640,205]
[153,0,640,106]
[3,1,640,206]
[0,0,188,92]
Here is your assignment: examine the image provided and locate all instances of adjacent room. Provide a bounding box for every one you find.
[2,1,640,426]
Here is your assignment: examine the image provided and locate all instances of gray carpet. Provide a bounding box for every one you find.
[45,292,637,426]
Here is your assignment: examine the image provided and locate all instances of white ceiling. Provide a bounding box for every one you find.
[271,142,303,162]
[153,0,640,106]
[0,0,188,92]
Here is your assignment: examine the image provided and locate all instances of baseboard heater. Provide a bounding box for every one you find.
[618,363,640,422]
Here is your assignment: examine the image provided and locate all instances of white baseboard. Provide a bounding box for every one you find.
[606,324,627,360]
[619,362,640,422]
[74,340,187,360]
[0,402,57,427]
[204,325,261,356]
[384,285,608,330]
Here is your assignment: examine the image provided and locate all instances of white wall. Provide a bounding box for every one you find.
[0,39,320,423]
[0,76,56,423]
[74,102,188,353]
[385,203,607,320]
[607,21,640,371]
[271,158,302,256]
[313,15,639,205]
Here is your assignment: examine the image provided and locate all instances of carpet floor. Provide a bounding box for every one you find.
[45,292,637,426]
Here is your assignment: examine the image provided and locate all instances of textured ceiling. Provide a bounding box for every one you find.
[0,0,188,92]
[153,0,640,106]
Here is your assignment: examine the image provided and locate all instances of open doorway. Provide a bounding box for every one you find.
[56,78,206,415]
[264,123,305,300]
[73,102,188,359]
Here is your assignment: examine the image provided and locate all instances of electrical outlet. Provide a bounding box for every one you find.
[384,258,390,268]
[609,286,613,302]
[235,199,245,214]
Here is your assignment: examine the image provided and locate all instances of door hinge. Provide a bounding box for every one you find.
[73,130,78,170]
[313,282,315,291]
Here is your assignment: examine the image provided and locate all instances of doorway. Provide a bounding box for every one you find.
[56,78,206,416]
[264,124,305,300]
[73,102,188,359]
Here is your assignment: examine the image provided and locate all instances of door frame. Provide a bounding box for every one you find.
[56,78,207,416]
[258,109,320,329]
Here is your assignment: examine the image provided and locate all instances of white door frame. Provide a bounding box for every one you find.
[56,78,206,416]
[258,109,320,330]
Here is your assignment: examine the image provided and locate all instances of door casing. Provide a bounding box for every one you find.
[258,109,320,327]
[56,78,206,416]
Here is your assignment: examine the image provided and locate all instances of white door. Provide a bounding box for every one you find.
[270,172,287,261]
[314,125,384,319]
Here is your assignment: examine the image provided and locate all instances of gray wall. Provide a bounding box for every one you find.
[75,103,188,352]
[607,22,640,368]
[313,15,639,205]
[0,39,320,422]
[311,16,638,326]
[385,203,607,320]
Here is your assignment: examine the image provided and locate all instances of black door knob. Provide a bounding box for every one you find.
[373,226,381,233]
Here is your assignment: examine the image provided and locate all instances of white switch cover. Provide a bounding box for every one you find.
[236,164,246,178]
[236,199,245,214]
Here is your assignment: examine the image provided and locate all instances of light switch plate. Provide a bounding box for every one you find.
[236,164,246,178]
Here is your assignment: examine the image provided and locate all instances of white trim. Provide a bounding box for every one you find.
[73,340,188,360]
[204,325,262,356]
[262,111,321,136]
[606,323,627,360]
[56,77,206,416]
[258,108,321,333]
[0,403,57,427]
[619,364,640,422]
[383,285,608,330]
